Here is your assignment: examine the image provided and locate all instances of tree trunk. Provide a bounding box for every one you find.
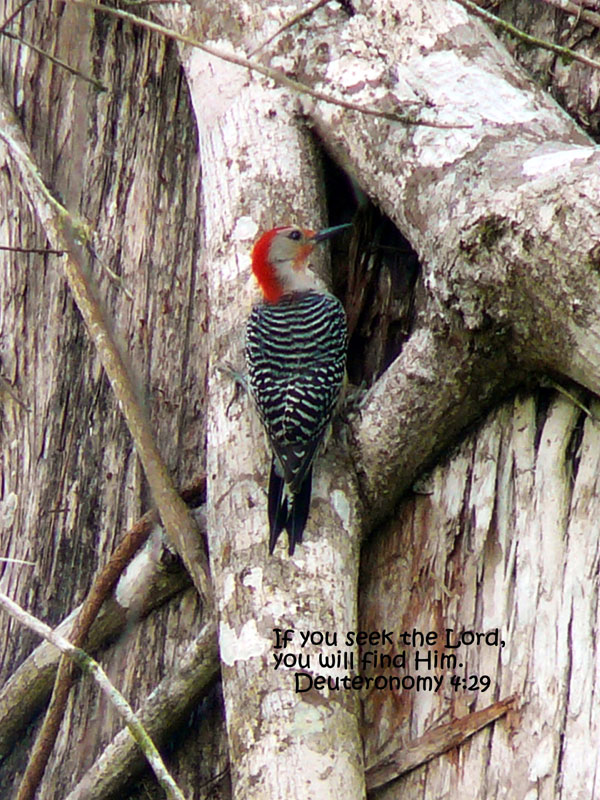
[0,5,220,799]
[188,48,366,800]
[361,387,600,799]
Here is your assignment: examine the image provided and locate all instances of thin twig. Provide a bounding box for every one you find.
[16,477,206,800]
[2,235,134,299]
[457,0,600,70]
[64,619,219,800]
[68,0,469,129]
[541,0,600,29]
[0,534,193,761]
[0,0,35,34]
[14,479,205,798]
[0,591,186,800]
[1,30,107,91]
[540,376,600,422]
[0,244,64,254]
[92,247,134,299]
[248,0,329,57]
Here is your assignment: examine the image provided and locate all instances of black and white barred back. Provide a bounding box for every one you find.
[245,290,347,553]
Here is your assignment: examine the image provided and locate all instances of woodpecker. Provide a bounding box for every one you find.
[245,223,350,555]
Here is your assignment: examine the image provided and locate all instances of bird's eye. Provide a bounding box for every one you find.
[288,230,302,241]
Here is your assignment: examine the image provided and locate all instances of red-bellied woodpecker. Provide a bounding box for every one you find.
[245,224,350,555]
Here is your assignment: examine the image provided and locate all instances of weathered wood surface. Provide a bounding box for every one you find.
[0,7,216,798]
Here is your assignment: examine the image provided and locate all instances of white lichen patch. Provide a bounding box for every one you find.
[537,200,555,233]
[289,701,327,736]
[326,54,388,96]
[232,215,259,241]
[522,146,596,177]
[242,566,263,592]
[425,56,536,124]
[331,489,351,529]
[261,688,297,719]
[219,619,269,665]
[222,571,236,607]
[412,123,482,168]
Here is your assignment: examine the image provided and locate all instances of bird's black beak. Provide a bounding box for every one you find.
[310,223,352,243]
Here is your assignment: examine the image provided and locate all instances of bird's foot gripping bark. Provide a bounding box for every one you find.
[215,362,248,414]
[340,381,368,421]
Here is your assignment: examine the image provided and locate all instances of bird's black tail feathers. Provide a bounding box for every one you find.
[268,459,313,556]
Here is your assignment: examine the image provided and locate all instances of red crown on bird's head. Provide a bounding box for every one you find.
[251,226,315,303]
[251,224,351,303]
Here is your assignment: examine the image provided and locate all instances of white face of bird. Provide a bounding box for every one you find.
[267,227,315,270]
[252,224,352,301]
[264,227,318,294]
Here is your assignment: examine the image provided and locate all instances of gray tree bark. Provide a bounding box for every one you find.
[0,6,220,799]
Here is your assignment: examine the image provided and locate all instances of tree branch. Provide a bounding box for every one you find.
[16,478,205,800]
[350,326,523,530]
[68,0,467,128]
[365,695,517,790]
[455,0,600,70]
[0,592,187,800]
[295,0,600,530]
[0,502,204,759]
[541,0,600,29]
[62,619,219,800]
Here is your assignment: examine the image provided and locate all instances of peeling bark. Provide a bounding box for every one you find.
[361,389,600,798]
